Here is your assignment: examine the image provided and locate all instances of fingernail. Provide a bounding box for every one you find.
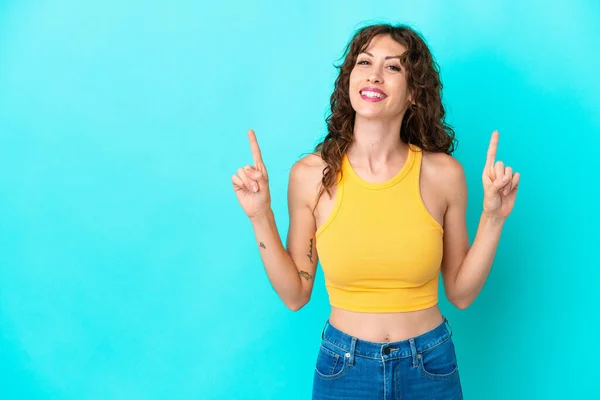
[253,185,258,192]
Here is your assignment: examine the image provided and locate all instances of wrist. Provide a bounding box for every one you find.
[249,208,274,224]
[481,210,506,226]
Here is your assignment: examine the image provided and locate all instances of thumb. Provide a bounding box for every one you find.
[244,166,266,182]
[490,174,510,193]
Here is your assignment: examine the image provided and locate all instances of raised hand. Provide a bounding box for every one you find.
[232,129,272,219]
[482,130,520,218]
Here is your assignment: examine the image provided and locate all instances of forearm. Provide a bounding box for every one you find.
[451,212,506,308]
[250,209,305,309]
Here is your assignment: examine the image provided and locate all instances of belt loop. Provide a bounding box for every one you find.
[409,338,418,368]
[321,320,329,340]
[348,337,357,366]
[444,317,453,337]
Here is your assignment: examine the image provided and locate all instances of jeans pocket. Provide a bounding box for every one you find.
[314,340,349,380]
[418,337,459,381]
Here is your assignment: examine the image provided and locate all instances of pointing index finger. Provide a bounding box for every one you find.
[248,129,263,167]
[486,130,499,171]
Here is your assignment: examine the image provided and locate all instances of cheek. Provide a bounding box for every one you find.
[349,90,361,111]
[348,71,362,105]
[348,70,360,89]
[391,83,410,104]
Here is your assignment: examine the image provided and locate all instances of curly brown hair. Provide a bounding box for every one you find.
[314,23,456,204]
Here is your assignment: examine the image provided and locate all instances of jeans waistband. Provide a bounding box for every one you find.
[320,316,452,360]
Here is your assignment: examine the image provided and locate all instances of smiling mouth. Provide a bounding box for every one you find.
[360,90,387,101]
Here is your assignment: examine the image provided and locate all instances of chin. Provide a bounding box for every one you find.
[354,108,386,119]
[356,113,381,120]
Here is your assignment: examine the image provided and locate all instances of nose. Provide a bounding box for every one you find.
[367,72,383,84]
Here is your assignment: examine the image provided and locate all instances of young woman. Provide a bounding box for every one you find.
[232,23,519,400]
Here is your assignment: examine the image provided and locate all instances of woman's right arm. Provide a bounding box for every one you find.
[249,160,318,310]
[233,130,319,311]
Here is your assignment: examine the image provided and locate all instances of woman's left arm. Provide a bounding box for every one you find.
[441,130,521,309]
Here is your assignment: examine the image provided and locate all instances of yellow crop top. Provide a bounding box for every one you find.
[315,144,444,313]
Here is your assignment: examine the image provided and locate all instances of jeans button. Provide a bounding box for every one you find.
[383,347,391,355]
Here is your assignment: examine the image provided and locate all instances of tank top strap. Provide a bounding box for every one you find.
[407,143,423,181]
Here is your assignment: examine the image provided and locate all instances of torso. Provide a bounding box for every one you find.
[300,148,453,342]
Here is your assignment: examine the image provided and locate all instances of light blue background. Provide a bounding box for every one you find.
[1,0,598,398]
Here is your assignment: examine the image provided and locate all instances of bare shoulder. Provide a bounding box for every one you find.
[422,151,464,177]
[421,150,467,201]
[291,153,326,176]
[289,153,326,203]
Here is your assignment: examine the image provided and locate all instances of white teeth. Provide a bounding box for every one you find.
[361,90,384,99]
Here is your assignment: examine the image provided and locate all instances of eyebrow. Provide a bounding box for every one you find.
[360,51,402,60]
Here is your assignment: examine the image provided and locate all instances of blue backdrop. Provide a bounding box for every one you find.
[1,0,598,398]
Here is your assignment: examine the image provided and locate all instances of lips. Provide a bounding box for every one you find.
[359,87,387,102]
[360,87,387,96]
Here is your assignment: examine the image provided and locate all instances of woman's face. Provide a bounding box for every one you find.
[349,34,412,120]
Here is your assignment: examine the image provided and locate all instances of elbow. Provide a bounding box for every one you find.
[447,291,472,310]
[285,294,310,312]
[286,301,307,312]
[445,286,473,310]
[287,303,305,312]
[453,300,471,310]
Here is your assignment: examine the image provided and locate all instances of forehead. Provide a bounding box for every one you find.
[362,34,407,55]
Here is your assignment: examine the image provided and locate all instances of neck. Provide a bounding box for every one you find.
[347,114,407,165]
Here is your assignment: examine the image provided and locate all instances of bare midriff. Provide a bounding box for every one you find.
[328,303,444,342]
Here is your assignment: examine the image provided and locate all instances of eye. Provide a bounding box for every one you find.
[387,65,401,72]
[357,60,370,65]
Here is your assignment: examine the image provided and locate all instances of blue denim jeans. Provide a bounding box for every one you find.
[312,317,463,399]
